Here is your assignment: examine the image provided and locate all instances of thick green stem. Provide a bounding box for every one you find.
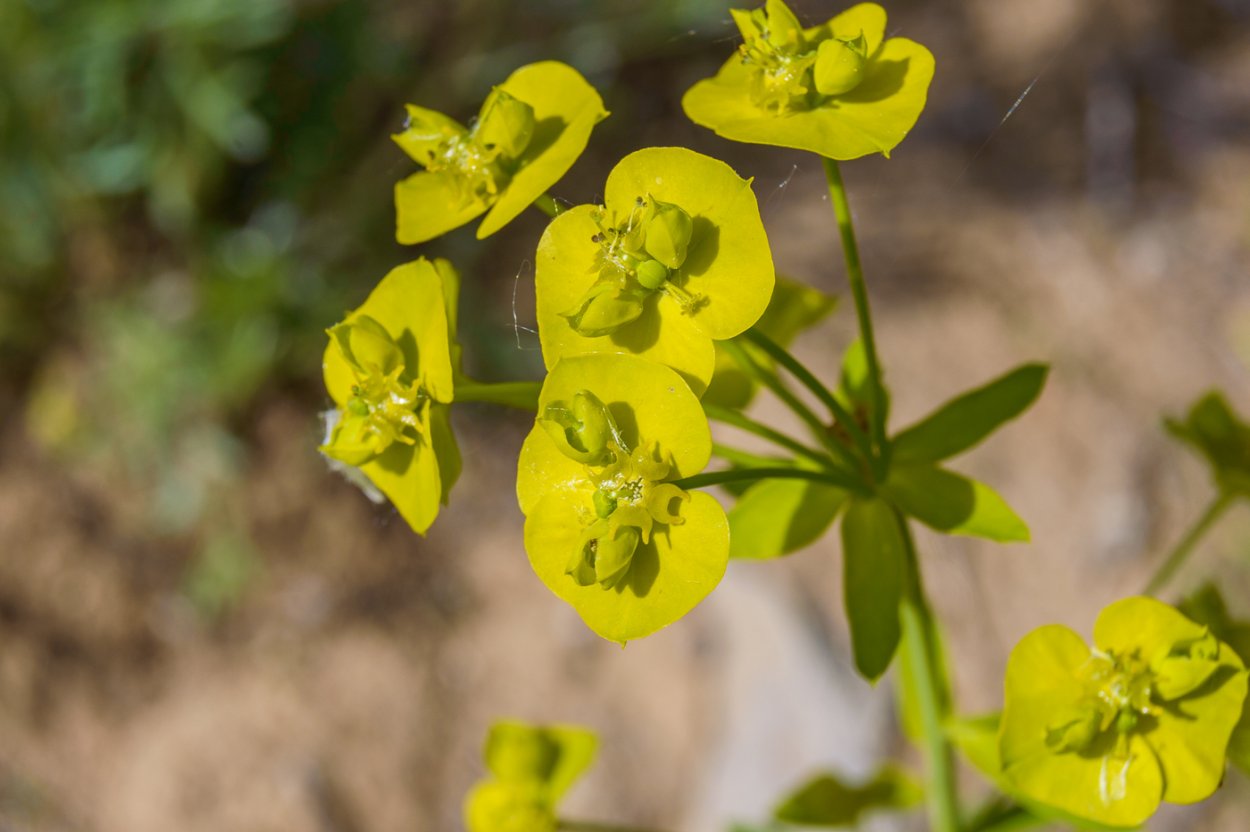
[704,403,836,471]
[534,193,563,218]
[671,466,863,494]
[895,509,961,832]
[719,339,861,472]
[1144,492,1235,596]
[742,327,874,463]
[823,158,888,480]
[453,380,541,411]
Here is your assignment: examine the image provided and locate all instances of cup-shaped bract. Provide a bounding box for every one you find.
[682,1,935,160]
[321,258,462,535]
[464,720,598,832]
[999,597,1248,827]
[393,61,608,244]
[517,354,728,643]
[535,147,775,396]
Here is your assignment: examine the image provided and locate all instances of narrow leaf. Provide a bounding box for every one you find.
[729,478,847,559]
[892,364,1048,464]
[841,498,905,681]
[884,465,1030,543]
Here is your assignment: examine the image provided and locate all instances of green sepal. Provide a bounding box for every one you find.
[882,464,1030,543]
[682,3,934,160]
[772,766,922,827]
[1165,390,1250,495]
[704,275,837,409]
[728,477,846,559]
[892,363,1048,464]
[840,497,905,681]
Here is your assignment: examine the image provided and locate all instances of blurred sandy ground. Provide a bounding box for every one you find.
[2,0,1250,830]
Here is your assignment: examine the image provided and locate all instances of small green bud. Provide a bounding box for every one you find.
[815,33,869,97]
[475,88,536,159]
[592,489,618,519]
[1115,710,1138,734]
[635,259,669,291]
[643,200,694,270]
[329,315,404,376]
[561,281,647,337]
[346,397,370,417]
[1044,707,1103,754]
[538,390,616,466]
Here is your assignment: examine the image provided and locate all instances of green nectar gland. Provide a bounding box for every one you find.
[561,197,703,337]
[321,316,429,466]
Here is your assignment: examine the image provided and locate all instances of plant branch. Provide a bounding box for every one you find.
[741,327,874,462]
[895,508,961,832]
[704,403,835,471]
[719,339,861,472]
[1144,492,1236,596]
[454,380,541,411]
[823,158,889,479]
[711,442,788,469]
[671,466,863,494]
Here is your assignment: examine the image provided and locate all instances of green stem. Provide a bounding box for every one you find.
[534,193,563,218]
[704,403,835,471]
[712,442,788,469]
[742,327,874,463]
[895,509,961,832]
[556,821,667,832]
[823,158,889,479]
[453,380,541,411]
[1144,492,1235,596]
[671,466,863,494]
[719,339,860,472]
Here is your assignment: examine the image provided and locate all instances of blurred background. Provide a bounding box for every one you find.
[2,0,1250,829]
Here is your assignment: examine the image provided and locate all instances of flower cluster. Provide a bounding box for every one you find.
[999,597,1248,827]
[464,721,597,832]
[682,0,934,160]
[516,354,729,643]
[393,61,607,244]
[535,147,774,395]
[321,257,461,535]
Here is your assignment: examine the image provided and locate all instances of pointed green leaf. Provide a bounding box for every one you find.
[883,464,1029,542]
[728,478,846,559]
[1165,390,1250,495]
[772,766,922,826]
[892,364,1048,464]
[840,498,905,680]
